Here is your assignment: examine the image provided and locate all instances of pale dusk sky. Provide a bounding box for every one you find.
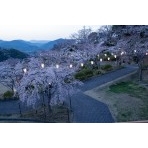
[0,25,100,41]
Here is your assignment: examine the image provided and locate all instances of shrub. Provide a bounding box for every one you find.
[3,91,14,99]
[93,70,102,75]
[75,68,94,80]
[101,64,113,71]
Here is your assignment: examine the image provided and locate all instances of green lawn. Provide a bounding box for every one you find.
[109,81,148,121]
[109,81,148,99]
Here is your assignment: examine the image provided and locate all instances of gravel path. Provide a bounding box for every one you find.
[71,65,138,123]
[81,65,138,91]
[71,93,114,123]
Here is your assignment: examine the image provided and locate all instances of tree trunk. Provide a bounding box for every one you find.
[18,101,22,116]
[138,61,143,81]
[42,92,46,121]
[47,91,52,116]
[48,101,52,116]
[68,92,72,123]
[139,68,143,81]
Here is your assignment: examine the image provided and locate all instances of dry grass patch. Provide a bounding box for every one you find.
[85,81,148,122]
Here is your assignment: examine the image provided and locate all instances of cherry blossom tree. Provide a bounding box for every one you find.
[15,56,83,117]
[122,35,148,81]
[97,25,113,42]
[132,43,147,81]
[71,26,92,44]
[0,60,24,95]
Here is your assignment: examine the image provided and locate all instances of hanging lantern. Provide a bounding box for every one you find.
[91,61,94,65]
[81,63,84,67]
[41,63,45,68]
[23,68,27,73]
[70,64,73,68]
[56,64,59,69]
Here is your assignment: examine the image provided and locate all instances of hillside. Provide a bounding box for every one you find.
[103,25,148,53]
[0,48,29,62]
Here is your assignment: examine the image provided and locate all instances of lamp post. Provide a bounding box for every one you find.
[99,58,103,69]
[114,54,117,66]
[90,61,94,70]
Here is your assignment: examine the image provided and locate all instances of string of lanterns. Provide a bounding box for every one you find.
[22,56,115,74]
[22,50,148,74]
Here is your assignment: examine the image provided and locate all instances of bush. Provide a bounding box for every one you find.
[75,68,94,80]
[3,91,14,99]
[101,64,113,71]
[75,67,103,81]
[93,69,102,75]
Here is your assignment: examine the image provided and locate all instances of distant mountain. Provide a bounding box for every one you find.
[30,40,50,44]
[0,38,71,53]
[0,48,29,62]
[41,38,71,50]
[29,40,50,47]
[0,40,39,53]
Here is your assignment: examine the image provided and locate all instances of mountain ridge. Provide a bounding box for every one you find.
[0,38,70,53]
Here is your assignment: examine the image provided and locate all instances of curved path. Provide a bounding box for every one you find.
[0,66,138,123]
[71,65,138,123]
[71,93,114,123]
